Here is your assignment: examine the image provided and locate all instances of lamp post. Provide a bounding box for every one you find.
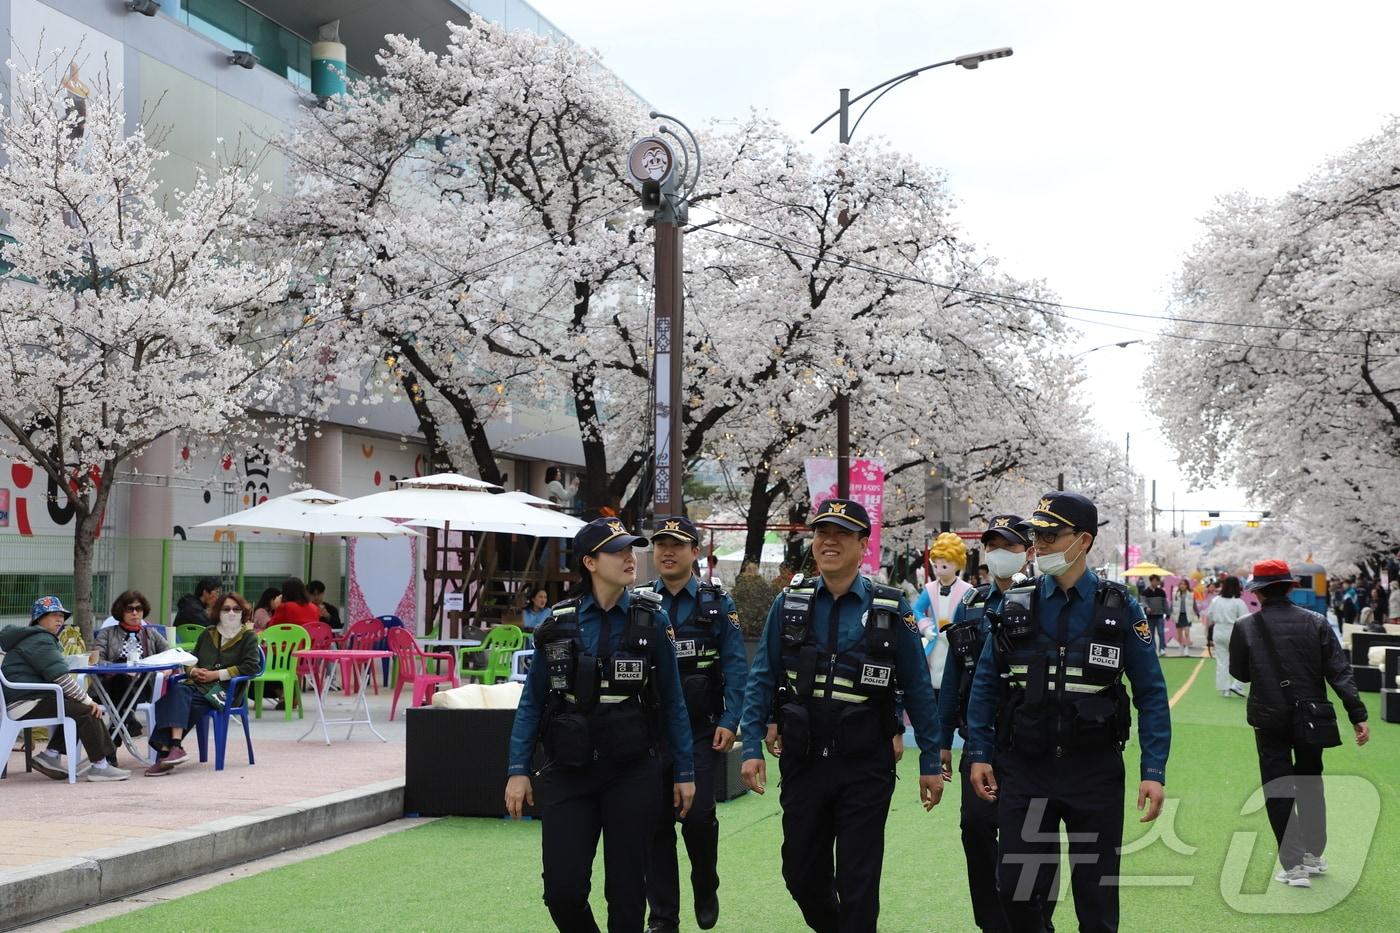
[812,47,1013,496]
[1071,339,1143,359]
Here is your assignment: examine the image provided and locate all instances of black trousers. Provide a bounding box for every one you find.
[778,743,896,933]
[646,732,719,927]
[1253,727,1326,871]
[959,753,1011,932]
[539,754,664,933]
[996,748,1123,933]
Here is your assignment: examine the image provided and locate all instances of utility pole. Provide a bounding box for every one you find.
[835,87,852,497]
[1124,432,1131,571]
[629,116,700,520]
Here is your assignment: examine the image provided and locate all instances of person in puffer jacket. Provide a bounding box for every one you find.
[1,596,128,781]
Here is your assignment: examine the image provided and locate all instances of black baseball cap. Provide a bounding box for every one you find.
[981,514,1030,547]
[1027,491,1098,534]
[809,498,871,534]
[651,515,700,544]
[574,517,650,555]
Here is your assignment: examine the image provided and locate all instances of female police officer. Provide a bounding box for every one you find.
[506,517,697,933]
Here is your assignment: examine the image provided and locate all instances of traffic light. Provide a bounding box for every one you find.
[1200,520,1211,527]
[1246,520,1260,528]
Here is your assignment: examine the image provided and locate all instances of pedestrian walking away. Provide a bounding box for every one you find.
[739,498,945,933]
[642,515,749,933]
[505,518,696,933]
[1228,559,1370,889]
[935,514,1053,933]
[1207,576,1249,698]
[966,491,1172,933]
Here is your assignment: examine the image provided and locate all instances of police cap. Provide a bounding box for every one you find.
[981,514,1031,547]
[574,517,650,555]
[810,498,871,534]
[651,514,700,544]
[1027,491,1098,535]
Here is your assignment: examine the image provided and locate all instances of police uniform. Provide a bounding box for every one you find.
[739,498,943,933]
[965,493,1172,933]
[643,516,749,933]
[507,518,695,933]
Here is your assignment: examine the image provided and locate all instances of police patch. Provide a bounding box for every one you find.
[675,639,697,659]
[903,612,919,634]
[614,659,644,682]
[1133,619,1152,645]
[860,663,892,688]
[1089,644,1121,668]
[728,611,741,631]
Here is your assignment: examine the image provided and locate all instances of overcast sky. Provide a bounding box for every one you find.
[533,0,1400,544]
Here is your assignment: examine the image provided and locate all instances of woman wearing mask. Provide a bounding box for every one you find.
[1207,577,1248,697]
[145,592,261,776]
[1172,579,1197,656]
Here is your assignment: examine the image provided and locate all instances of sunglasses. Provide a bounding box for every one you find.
[123,605,144,613]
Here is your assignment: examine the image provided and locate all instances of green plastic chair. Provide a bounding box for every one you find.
[458,625,526,685]
[175,624,205,650]
[251,624,310,721]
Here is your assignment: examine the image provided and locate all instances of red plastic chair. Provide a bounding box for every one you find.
[342,619,386,694]
[298,620,336,693]
[387,627,459,720]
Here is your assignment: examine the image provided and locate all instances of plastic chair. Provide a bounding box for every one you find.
[342,619,386,694]
[508,648,534,683]
[177,648,263,771]
[387,628,459,720]
[0,671,79,783]
[298,620,336,693]
[377,615,406,683]
[175,623,206,649]
[459,625,526,685]
[251,624,310,721]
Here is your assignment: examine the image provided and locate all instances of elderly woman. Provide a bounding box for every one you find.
[145,591,261,776]
[88,590,169,748]
[1,596,128,781]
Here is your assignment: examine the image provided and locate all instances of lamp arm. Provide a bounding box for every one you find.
[809,57,958,136]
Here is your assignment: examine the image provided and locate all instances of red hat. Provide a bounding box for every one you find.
[1246,559,1295,591]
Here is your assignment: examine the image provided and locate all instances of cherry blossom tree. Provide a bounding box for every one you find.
[0,63,303,635]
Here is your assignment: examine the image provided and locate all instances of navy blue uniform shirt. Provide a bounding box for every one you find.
[935,584,1007,753]
[739,574,942,776]
[964,569,1172,783]
[648,576,749,734]
[508,589,695,781]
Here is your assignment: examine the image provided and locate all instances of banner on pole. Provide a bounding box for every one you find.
[804,458,885,576]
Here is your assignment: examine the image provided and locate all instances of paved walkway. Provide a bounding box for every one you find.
[2,689,409,871]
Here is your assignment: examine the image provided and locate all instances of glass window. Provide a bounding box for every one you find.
[470,0,507,26]
[183,0,249,52]
[504,1,539,34]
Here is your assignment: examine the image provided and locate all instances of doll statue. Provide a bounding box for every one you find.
[914,532,973,691]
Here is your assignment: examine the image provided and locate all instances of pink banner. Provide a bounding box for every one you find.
[804,458,885,576]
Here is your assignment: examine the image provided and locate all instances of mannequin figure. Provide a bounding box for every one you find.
[913,532,972,694]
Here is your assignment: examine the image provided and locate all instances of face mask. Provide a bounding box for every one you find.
[985,548,1026,580]
[1035,534,1084,578]
[220,610,243,626]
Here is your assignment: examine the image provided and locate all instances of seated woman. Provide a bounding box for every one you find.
[252,587,281,632]
[145,592,261,777]
[0,596,128,781]
[88,590,169,747]
[521,586,551,633]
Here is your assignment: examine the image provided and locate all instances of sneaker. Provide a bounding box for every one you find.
[1157,649,1166,657]
[1302,853,1328,875]
[164,746,190,767]
[30,750,68,781]
[144,759,175,777]
[1275,866,1312,887]
[85,762,131,782]
[1230,686,1246,698]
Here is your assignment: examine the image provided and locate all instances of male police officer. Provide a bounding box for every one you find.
[643,516,748,932]
[739,498,944,933]
[936,514,1047,933]
[965,492,1171,933]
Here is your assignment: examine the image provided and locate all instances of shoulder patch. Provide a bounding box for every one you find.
[728,611,741,631]
[903,611,919,634]
[1133,619,1153,645]
[961,588,978,607]
[666,624,677,646]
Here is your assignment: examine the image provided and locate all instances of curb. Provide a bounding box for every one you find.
[0,778,404,931]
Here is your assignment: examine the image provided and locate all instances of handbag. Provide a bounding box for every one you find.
[1252,609,1342,748]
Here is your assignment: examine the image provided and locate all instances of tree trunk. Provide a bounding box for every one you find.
[572,363,611,517]
[743,466,780,569]
[71,505,101,642]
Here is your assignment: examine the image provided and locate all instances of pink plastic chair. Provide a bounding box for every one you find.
[298,620,336,693]
[387,628,459,720]
[342,619,386,694]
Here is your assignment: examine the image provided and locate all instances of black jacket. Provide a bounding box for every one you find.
[173,594,211,629]
[1229,598,1367,732]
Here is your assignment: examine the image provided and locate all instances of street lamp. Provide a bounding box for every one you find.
[1071,339,1143,359]
[812,47,1013,496]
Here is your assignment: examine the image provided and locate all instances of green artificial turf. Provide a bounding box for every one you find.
[83,658,1397,932]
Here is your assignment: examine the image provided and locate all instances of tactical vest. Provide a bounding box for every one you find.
[945,584,993,739]
[992,579,1133,758]
[533,592,662,768]
[774,576,902,760]
[657,579,728,728]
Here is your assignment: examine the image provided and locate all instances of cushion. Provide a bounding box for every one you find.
[1366,645,1400,668]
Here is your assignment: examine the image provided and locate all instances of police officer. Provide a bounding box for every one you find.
[935,514,1050,933]
[643,516,748,933]
[965,492,1171,933]
[739,498,945,933]
[506,517,697,933]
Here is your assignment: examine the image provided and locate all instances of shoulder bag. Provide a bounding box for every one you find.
[1252,608,1342,748]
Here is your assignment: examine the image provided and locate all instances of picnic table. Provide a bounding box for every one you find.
[69,661,185,762]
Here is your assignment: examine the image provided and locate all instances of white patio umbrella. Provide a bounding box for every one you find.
[501,489,565,508]
[194,488,422,539]
[320,474,584,538]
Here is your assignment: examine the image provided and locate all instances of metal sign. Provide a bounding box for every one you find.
[626,136,675,188]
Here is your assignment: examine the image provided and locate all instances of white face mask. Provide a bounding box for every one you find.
[984,548,1026,580]
[219,610,243,626]
[1035,534,1084,578]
